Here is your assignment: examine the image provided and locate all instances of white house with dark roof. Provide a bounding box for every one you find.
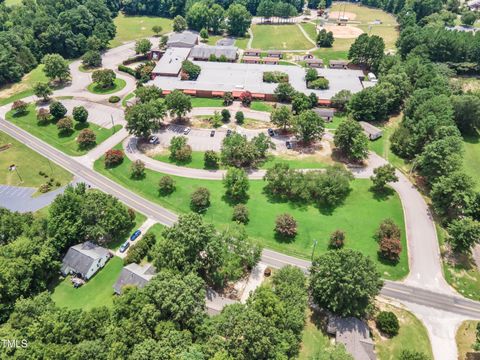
[60,241,111,280]
[113,263,156,294]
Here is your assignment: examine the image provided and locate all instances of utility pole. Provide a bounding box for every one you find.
[311,239,318,261]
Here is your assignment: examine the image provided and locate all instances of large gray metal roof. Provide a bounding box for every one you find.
[113,263,156,294]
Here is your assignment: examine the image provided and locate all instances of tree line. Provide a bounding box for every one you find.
[0,0,116,86]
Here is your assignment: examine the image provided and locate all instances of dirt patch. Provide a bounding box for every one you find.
[329,11,357,21]
[273,138,336,164]
[322,23,364,38]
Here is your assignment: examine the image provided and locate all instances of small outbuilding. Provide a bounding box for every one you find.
[190,45,238,62]
[61,241,111,280]
[329,60,349,69]
[359,121,383,140]
[306,58,324,68]
[314,108,335,121]
[242,56,262,64]
[267,50,282,58]
[244,49,262,56]
[263,57,279,65]
[113,263,156,295]
[167,31,199,48]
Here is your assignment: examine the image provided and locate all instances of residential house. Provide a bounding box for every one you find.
[60,241,111,280]
[359,121,382,140]
[314,108,335,121]
[113,263,156,295]
[327,315,376,360]
[190,45,238,62]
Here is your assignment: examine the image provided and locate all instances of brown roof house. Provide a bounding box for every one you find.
[306,58,324,68]
[329,60,349,69]
[113,263,156,295]
[327,315,376,360]
[60,242,111,280]
[244,49,261,56]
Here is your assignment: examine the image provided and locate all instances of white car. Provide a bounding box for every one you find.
[183,127,191,135]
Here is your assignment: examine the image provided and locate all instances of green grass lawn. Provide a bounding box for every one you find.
[313,38,354,62]
[463,132,480,190]
[190,97,224,108]
[203,35,223,46]
[6,105,122,156]
[87,78,126,95]
[0,65,48,106]
[0,131,72,189]
[324,115,346,130]
[374,303,433,360]
[152,150,329,170]
[111,13,172,47]
[235,37,250,49]
[122,92,135,107]
[51,256,123,310]
[298,308,332,360]
[358,24,399,50]
[300,22,317,42]
[94,154,408,279]
[251,24,313,50]
[250,101,274,112]
[4,0,22,5]
[456,321,477,360]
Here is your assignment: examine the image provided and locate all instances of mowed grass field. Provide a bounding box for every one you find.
[0,131,72,188]
[463,132,480,190]
[51,256,123,310]
[328,3,399,51]
[111,13,172,47]
[251,24,313,50]
[0,65,48,106]
[373,303,433,360]
[6,105,122,156]
[94,153,408,279]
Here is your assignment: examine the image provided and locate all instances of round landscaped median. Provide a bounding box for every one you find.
[87,78,126,95]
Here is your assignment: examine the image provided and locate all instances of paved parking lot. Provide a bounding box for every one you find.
[151,125,292,152]
[0,184,66,212]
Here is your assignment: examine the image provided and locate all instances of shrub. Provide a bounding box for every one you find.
[308,77,329,90]
[376,311,399,337]
[176,145,192,162]
[263,71,289,83]
[77,129,96,148]
[275,213,297,238]
[221,109,231,122]
[39,183,51,193]
[56,117,73,134]
[36,108,50,122]
[399,350,430,360]
[190,187,210,212]
[49,102,67,121]
[181,60,201,80]
[305,68,318,82]
[72,106,88,123]
[109,96,121,103]
[169,136,191,162]
[218,54,228,62]
[240,91,252,106]
[232,204,249,224]
[135,61,156,83]
[200,28,209,40]
[130,159,146,179]
[235,111,244,124]
[104,149,124,168]
[223,92,234,106]
[11,101,28,115]
[118,65,136,77]
[204,150,219,168]
[209,54,217,61]
[379,236,402,262]
[376,219,401,241]
[329,230,345,249]
[158,175,175,195]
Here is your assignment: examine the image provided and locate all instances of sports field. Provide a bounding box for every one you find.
[251,24,314,50]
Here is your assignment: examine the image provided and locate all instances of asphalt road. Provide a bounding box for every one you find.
[2,116,480,322]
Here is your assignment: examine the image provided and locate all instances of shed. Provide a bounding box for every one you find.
[167,31,198,48]
[359,121,382,140]
[263,57,279,65]
[113,263,156,295]
[327,315,376,360]
[190,45,238,62]
[61,242,111,280]
[306,58,324,68]
[244,49,261,56]
[242,56,262,64]
[267,50,282,58]
[314,108,335,121]
[329,60,349,69]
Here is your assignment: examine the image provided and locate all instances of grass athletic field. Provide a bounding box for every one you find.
[250,24,314,50]
[94,152,408,280]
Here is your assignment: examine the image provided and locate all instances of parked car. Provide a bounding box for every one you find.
[119,241,130,253]
[226,129,232,137]
[149,136,159,144]
[267,128,275,137]
[286,141,292,149]
[183,127,191,135]
[210,130,215,137]
[130,230,141,241]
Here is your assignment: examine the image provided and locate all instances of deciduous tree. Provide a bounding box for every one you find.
[334,119,369,161]
[223,167,249,202]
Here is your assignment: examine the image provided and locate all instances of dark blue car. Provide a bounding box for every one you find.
[130,230,141,241]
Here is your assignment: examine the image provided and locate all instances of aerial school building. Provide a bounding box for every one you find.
[150,31,371,105]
